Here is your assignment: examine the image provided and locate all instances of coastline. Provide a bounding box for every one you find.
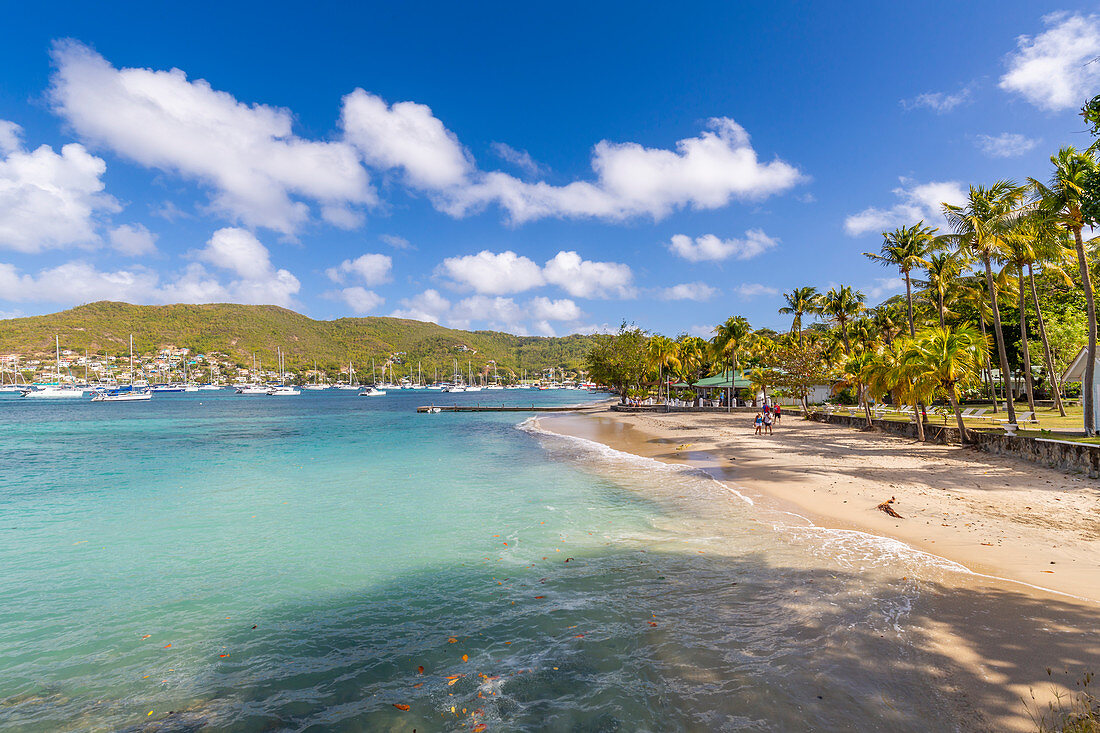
[537,406,1100,732]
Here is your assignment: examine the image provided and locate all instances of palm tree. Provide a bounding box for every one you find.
[943,181,1027,426]
[647,335,680,405]
[919,250,966,328]
[822,286,866,354]
[866,222,937,337]
[676,336,710,405]
[862,338,927,441]
[871,304,904,345]
[903,325,989,442]
[778,287,821,347]
[842,351,876,427]
[1031,147,1099,435]
[747,367,777,407]
[712,316,752,412]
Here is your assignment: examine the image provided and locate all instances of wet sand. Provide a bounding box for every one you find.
[542,407,1100,732]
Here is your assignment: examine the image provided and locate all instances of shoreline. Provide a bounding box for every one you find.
[537,406,1100,732]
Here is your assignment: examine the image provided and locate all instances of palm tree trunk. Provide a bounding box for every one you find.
[726,357,731,413]
[977,314,998,413]
[862,385,874,427]
[912,403,925,441]
[1073,227,1097,436]
[936,288,946,329]
[797,314,804,348]
[985,256,1017,425]
[948,388,968,443]
[904,270,916,337]
[841,322,850,354]
[1029,265,1066,417]
[1017,266,1037,414]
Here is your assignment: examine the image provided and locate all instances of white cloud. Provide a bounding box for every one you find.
[191,227,300,306]
[0,121,119,253]
[542,251,635,299]
[659,282,719,300]
[865,276,906,301]
[490,142,545,176]
[528,296,583,321]
[445,118,803,223]
[325,253,392,286]
[844,178,967,236]
[437,250,545,294]
[340,89,472,189]
[668,229,778,262]
[900,87,972,113]
[50,41,374,235]
[331,286,384,314]
[1000,12,1100,111]
[688,324,714,337]
[975,132,1039,158]
[108,223,158,256]
[380,233,413,250]
[0,260,163,304]
[449,295,526,331]
[735,282,779,299]
[391,288,452,323]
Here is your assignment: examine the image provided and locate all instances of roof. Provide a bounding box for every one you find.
[1062,346,1099,383]
[692,369,752,389]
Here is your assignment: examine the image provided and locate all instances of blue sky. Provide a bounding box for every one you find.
[0,2,1096,336]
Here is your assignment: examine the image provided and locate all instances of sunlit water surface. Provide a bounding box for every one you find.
[0,390,964,731]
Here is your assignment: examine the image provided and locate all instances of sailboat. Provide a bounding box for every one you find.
[0,356,27,393]
[464,360,482,392]
[236,353,270,394]
[487,362,504,390]
[335,360,359,390]
[266,347,300,395]
[22,336,86,398]
[198,365,222,390]
[304,360,328,390]
[92,335,152,402]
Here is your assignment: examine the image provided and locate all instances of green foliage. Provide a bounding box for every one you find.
[0,301,597,378]
[585,325,650,402]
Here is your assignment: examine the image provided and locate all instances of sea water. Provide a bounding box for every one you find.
[0,391,964,731]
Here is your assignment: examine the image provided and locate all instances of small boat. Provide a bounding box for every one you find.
[358,386,387,396]
[266,385,301,396]
[427,406,442,413]
[236,384,271,395]
[150,384,185,393]
[198,384,222,391]
[91,386,152,402]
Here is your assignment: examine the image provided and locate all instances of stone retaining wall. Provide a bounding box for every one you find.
[610,404,760,414]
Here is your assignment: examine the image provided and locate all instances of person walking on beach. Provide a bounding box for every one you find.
[774,404,782,424]
[762,410,773,435]
[754,412,763,435]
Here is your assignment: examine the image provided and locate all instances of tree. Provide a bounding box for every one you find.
[712,316,752,412]
[866,222,937,337]
[585,325,650,404]
[767,341,833,414]
[862,338,928,441]
[919,250,966,328]
[747,367,779,407]
[902,325,989,443]
[943,181,1027,426]
[778,287,822,346]
[822,286,866,355]
[647,335,680,405]
[842,350,876,427]
[1032,147,1099,435]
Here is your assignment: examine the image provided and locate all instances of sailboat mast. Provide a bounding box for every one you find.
[129,334,134,384]
[55,335,61,384]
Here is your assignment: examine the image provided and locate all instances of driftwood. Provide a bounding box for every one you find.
[876,497,903,519]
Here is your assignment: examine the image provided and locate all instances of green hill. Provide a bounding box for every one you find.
[0,302,596,378]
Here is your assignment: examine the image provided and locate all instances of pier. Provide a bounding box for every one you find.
[416,404,594,413]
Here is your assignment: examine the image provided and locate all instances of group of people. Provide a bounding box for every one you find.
[753,402,781,435]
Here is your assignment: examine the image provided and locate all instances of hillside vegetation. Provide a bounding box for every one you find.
[0,302,596,377]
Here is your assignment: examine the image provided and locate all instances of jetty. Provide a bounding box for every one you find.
[416,404,593,413]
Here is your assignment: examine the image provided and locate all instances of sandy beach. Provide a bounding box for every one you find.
[543,406,1100,732]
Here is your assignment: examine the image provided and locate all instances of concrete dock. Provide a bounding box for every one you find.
[416,404,593,413]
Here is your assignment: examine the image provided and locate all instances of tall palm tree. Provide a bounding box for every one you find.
[871,304,904,345]
[647,335,680,405]
[866,222,937,337]
[822,286,866,355]
[712,316,752,412]
[1031,147,1099,435]
[842,351,876,427]
[919,250,966,328]
[778,287,822,347]
[943,181,1027,426]
[903,325,989,443]
[1024,225,1075,416]
[862,338,927,441]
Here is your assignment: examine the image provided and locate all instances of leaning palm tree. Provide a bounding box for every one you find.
[866,222,937,337]
[822,285,866,354]
[1031,147,1099,435]
[778,287,822,347]
[712,316,752,411]
[903,325,989,442]
[942,181,1027,426]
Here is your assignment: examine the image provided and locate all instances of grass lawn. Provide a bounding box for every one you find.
[817,401,1089,435]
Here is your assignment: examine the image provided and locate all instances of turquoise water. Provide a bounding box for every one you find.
[0,390,962,731]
